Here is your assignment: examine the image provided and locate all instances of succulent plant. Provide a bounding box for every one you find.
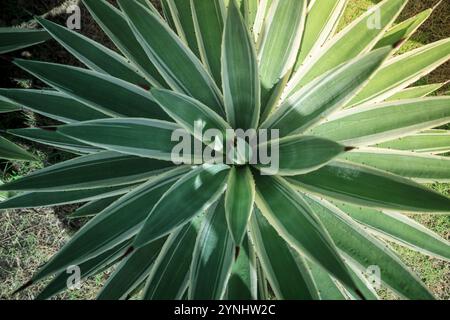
[0,0,450,300]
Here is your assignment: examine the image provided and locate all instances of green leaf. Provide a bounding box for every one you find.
[286,0,407,97]
[222,0,260,129]
[249,208,317,299]
[69,195,120,219]
[36,17,149,85]
[0,184,134,210]
[225,166,255,245]
[287,161,450,213]
[375,131,450,154]
[151,88,230,142]
[347,38,450,106]
[305,260,347,300]
[374,8,432,50]
[0,28,50,54]
[305,196,435,300]
[0,151,174,191]
[58,118,197,163]
[135,0,160,12]
[239,0,258,29]
[189,198,234,300]
[165,0,201,57]
[256,259,269,300]
[256,135,346,176]
[0,136,36,161]
[8,128,101,155]
[143,220,200,300]
[334,201,450,261]
[36,240,130,300]
[97,238,166,300]
[262,47,392,137]
[344,262,379,300]
[0,96,20,113]
[13,59,169,120]
[310,97,450,147]
[386,83,446,101]
[259,0,306,90]
[82,0,166,87]
[340,148,450,182]
[30,167,189,282]
[254,174,357,292]
[117,0,224,116]
[294,0,347,70]
[133,164,229,249]
[227,236,258,300]
[0,89,108,123]
[258,0,307,116]
[191,0,225,86]
[253,0,273,45]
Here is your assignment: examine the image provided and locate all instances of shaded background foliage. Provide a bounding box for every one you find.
[0,0,448,299]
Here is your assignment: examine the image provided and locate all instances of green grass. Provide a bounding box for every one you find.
[0,0,449,300]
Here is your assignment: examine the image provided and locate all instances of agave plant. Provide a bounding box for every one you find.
[1,0,450,300]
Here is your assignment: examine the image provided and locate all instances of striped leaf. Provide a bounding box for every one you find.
[305,196,435,300]
[165,0,201,57]
[0,136,36,162]
[294,0,347,70]
[29,167,189,283]
[227,236,258,300]
[133,164,230,248]
[252,0,273,44]
[249,208,317,300]
[334,201,450,261]
[305,260,347,300]
[386,83,446,101]
[0,96,19,113]
[37,240,130,300]
[117,0,224,116]
[310,97,450,147]
[0,184,134,210]
[58,118,196,163]
[0,89,108,123]
[222,0,260,129]
[189,198,234,300]
[13,59,169,120]
[0,28,50,54]
[97,238,166,300]
[256,135,346,176]
[374,8,432,50]
[8,128,101,155]
[0,151,173,192]
[288,161,450,213]
[36,17,149,85]
[262,47,391,137]
[239,0,258,29]
[286,0,407,97]
[191,0,225,86]
[347,38,450,107]
[69,196,121,219]
[340,148,450,182]
[151,88,230,142]
[143,220,200,300]
[254,174,357,293]
[82,0,166,87]
[258,0,307,116]
[224,166,255,245]
[375,131,450,154]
